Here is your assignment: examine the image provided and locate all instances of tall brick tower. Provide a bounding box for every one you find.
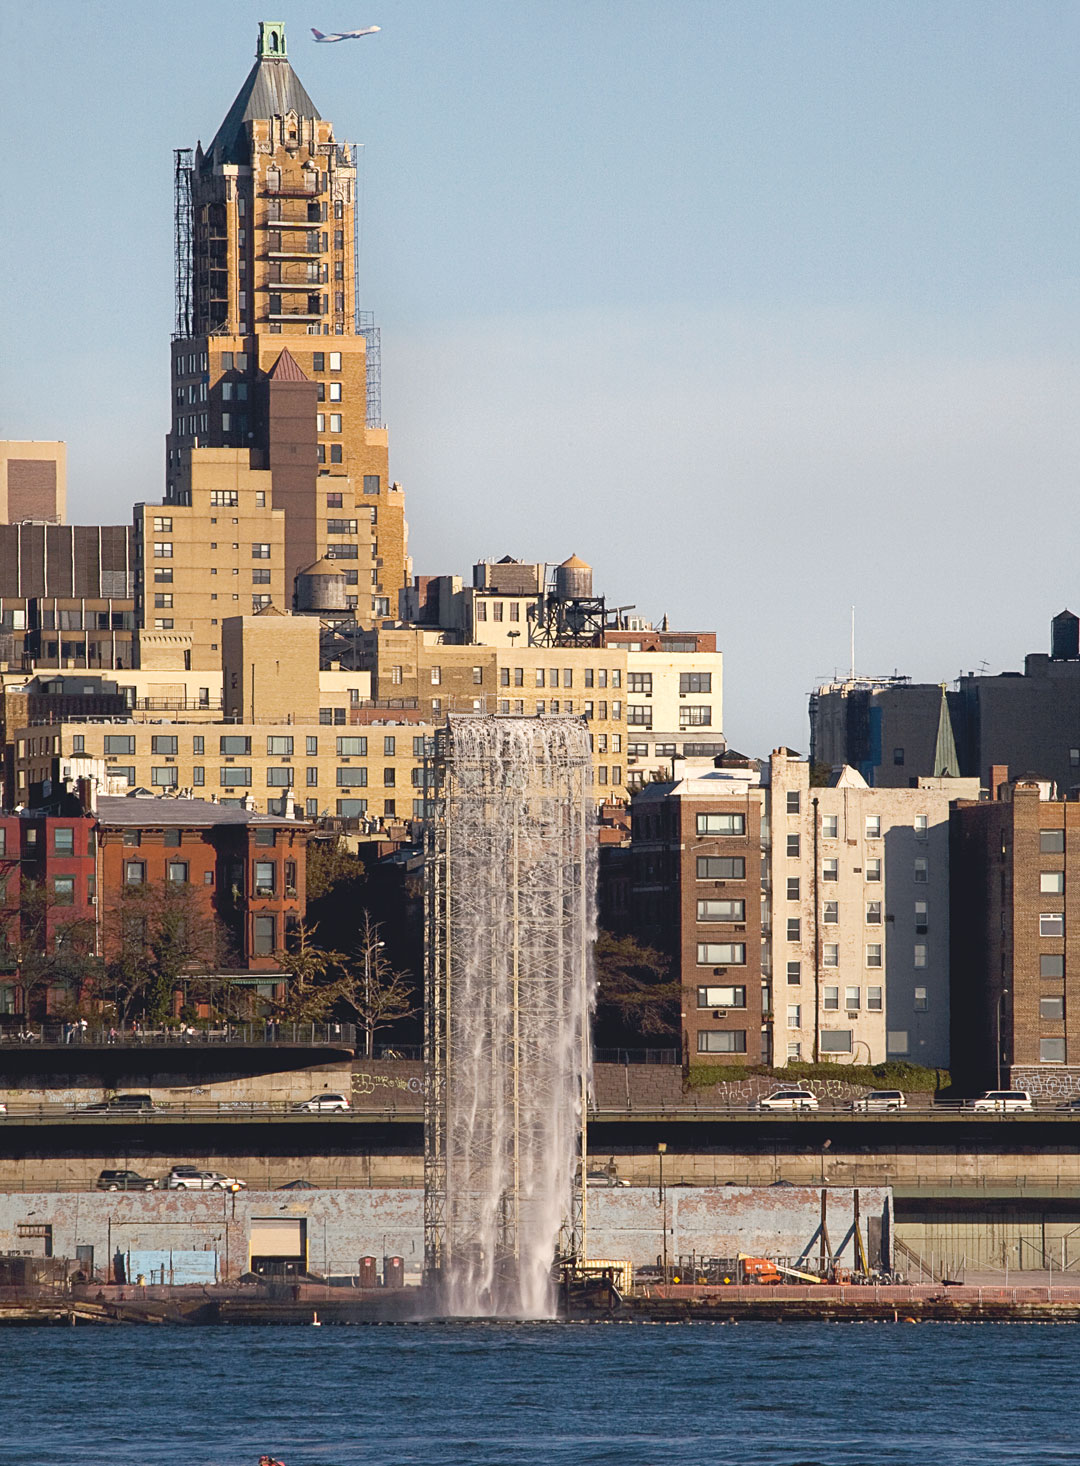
[167,20,408,621]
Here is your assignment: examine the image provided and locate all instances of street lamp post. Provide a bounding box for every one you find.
[996,987,1010,1091]
[657,1142,667,1283]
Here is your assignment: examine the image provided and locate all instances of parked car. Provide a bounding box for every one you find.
[1059,1097,1080,1112]
[294,1093,351,1113]
[586,1171,631,1187]
[96,1169,157,1192]
[850,1090,907,1113]
[80,1093,158,1114]
[167,1166,246,1191]
[970,1090,1033,1113]
[755,1089,819,1112]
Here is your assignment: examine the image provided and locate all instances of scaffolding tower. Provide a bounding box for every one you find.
[173,149,193,341]
[423,717,593,1316]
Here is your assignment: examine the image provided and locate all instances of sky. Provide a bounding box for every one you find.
[2,1,1079,756]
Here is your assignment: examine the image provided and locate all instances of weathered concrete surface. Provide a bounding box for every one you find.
[0,1185,890,1280]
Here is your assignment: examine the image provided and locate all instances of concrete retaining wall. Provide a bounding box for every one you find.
[0,1185,890,1281]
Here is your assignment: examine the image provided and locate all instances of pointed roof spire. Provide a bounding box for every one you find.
[933,685,960,778]
[205,22,321,166]
[268,348,309,381]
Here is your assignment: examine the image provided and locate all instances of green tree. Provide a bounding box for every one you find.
[270,920,344,1023]
[104,882,231,1025]
[593,931,680,1041]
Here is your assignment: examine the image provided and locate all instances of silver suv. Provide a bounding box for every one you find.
[167,1166,246,1191]
[850,1090,906,1113]
[970,1090,1033,1113]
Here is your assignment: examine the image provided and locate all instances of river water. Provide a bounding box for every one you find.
[4,1321,1074,1464]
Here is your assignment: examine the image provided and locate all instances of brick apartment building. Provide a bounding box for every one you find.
[631,761,766,1064]
[950,775,1080,1096]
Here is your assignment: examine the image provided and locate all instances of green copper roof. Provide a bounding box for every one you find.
[205,24,321,165]
[932,685,959,778]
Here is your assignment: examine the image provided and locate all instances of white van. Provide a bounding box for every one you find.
[971,1090,1033,1113]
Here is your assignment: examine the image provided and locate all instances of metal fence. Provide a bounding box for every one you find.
[0,1022,356,1049]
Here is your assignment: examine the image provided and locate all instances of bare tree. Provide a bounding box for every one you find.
[102,881,232,1026]
[2,879,98,1023]
[338,911,417,1059]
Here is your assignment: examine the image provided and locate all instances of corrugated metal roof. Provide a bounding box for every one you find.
[206,57,322,166]
[96,795,304,829]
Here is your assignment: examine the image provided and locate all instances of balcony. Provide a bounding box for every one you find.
[261,278,326,291]
[266,311,323,322]
[261,183,323,198]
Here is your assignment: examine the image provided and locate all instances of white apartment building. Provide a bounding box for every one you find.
[768,749,979,1069]
[607,631,724,788]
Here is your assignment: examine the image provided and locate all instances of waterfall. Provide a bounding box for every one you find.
[428,715,596,1319]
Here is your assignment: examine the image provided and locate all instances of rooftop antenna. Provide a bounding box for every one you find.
[850,605,856,681]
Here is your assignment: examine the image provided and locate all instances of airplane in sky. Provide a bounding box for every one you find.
[311,26,381,43]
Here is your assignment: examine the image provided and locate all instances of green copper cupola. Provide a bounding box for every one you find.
[258,21,287,59]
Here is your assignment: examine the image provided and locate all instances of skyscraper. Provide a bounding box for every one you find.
[165,20,407,623]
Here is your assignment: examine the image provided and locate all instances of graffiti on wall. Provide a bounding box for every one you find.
[352,1071,425,1100]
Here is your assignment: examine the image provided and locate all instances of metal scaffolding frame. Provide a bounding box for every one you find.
[173,149,194,341]
[423,716,594,1316]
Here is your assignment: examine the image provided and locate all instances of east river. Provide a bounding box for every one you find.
[4,1321,1074,1464]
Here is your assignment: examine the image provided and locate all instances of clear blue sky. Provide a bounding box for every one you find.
[3,1,1079,755]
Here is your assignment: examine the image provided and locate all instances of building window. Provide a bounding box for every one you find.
[329,352,342,371]
[913,857,927,883]
[845,987,860,1009]
[220,768,251,787]
[1041,1037,1066,1063]
[363,475,380,495]
[697,813,745,836]
[787,1005,801,1029]
[697,985,746,1008]
[1041,829,1065,853]
[1041,872,1066,894]
[1041,913,1065,937]
[253,915,276,957]
[696,943,746,966]
[787,1042,802,1061]
[337,799,368,817]
[786,791,800,814]
[820,1030,852,1054]
[267,736,293,756]
[866,943,882,967]
[867,985,883,1011]
[865,815,881,839]
[866,858,882,882]
[823,944,838,967]
[893,747,905,766]
[52,876,75,906]
[866,900,882,924]
[254,862,276,897]
[786,877,800,901]
[104,735,135,756]
[152,735,178,756]
[697,1030,747,1054]
[680,706,712,728]
[627,706,653,728]
[153,542,173,558]
[220,736,251,756]
[151,768,178,788]
[696,856,745,879]
[823,986,839,1010]
[1041,954,1065,977]
[192,767,204,786]
[167,862,188,884]
[266,768,293,787]
[914,814,928,837]
[823,901,838,925]
[1041,996,1065,1021]
[822,814,838,839]
[697,899,745,922]
[124,861,145,885]
[915,900,928,933]
[786,834,800,858]
[252,543,271,559]
[822,857,838,881]
[679,672,712,694]
[337,737,368,756]
[337,768,368,787]
[628,673,652,694]
[786,918,801,942]
[787,962,801,985]
[152,516,173,533]
[71,736,85,754]
[53,828,75,856]
[911,986,928,1011]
